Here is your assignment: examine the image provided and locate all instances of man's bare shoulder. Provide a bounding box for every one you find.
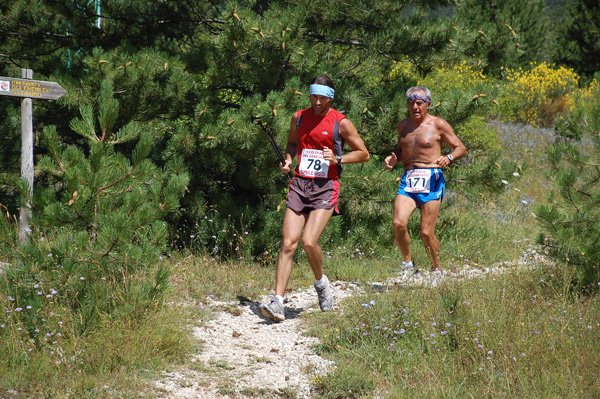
[339,116,359,135]
[429,114,451,128]
[339,116,352,128]
[397,117,410,131]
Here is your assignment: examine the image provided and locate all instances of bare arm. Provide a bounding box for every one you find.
[433,118,467,168]
[384,120,406,170]
[280,113,299,174]
[323,118,370,165]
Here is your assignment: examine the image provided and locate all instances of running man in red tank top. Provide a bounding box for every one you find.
[259,74,370,322]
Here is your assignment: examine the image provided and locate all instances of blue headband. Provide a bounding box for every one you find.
[310,84,335,99]
[407,93,430,103]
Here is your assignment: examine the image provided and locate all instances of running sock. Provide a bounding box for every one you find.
[314,275,329,288]
[273,295,284,304]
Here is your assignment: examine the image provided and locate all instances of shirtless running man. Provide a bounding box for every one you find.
[384,86,466,272]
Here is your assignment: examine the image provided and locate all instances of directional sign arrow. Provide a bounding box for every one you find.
[0,76,68,100]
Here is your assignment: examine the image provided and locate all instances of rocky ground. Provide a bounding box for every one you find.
[153,248,546,399]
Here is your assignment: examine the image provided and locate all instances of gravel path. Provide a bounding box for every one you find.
[154,280,361,399]
[153,249,545,399]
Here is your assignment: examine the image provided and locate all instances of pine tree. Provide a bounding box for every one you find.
[2,78,190,334]
[552,0,600,78]
[535,91,600,287]
[454,0,551,74]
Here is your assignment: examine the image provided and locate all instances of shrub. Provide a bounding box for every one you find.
[454,115,501,155]
[0,79,189,347]
[535,82,600,287]
[577,74,600,116]
[500,62,580,127]
[420,61,490,94]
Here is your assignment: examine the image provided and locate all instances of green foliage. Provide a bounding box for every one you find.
[0,0,215,74]
[551,0,600,78]
[455,115,501,154]
[447,151,520,199]
[535,95,600,286]
[1,79,189,343]
[454,0,551,74]
[0,0,557,262]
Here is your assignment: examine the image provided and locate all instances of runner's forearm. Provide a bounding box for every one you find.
[338,149,370,164]
[285,143,298,160]
[446,145,466,161]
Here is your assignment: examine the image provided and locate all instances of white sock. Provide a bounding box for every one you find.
[314,275,328,287]
[273,295,284,304]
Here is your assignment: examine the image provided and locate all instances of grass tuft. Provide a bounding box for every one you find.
[305,263,600,398]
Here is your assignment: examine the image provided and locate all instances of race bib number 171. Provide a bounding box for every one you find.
[404,169,432,193]
[299,149,330,178]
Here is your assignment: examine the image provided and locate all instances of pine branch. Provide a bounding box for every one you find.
[304,32,363,46]
[564,150,600,166]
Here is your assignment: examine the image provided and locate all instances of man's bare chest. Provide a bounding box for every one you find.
[400,129,441,150]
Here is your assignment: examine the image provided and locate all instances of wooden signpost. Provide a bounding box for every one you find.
[0,69,67,242]
[0,74,68,100]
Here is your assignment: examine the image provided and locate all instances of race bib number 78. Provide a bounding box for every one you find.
[299,149,330,178]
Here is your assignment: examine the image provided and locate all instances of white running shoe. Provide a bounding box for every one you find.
[259,297,285,321]
[314,275,334,311]
[401,260,420,275]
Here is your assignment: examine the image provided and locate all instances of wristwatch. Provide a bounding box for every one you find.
[335,155,343,165]
[446,154,454,163]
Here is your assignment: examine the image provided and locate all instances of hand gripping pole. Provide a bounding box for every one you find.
[252,115,294,179]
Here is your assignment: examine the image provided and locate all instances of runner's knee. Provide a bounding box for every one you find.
[393,218,408,230]
[420,228,436,243]
[302,238,320,253]
[281,238,299,254]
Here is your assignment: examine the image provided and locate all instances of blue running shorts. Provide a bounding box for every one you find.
[397,168,445,205]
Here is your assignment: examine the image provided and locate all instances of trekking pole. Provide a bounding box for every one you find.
[252,115,294,179]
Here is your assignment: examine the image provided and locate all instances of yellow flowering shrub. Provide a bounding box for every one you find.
[386,60,416,81]
[501,62,579,127]
[386,60,495,103]
[577,77,600,115]
[420,61,490,93]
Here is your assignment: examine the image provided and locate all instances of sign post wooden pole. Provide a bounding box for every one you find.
[0,69,67,242]
[19,69,34,242]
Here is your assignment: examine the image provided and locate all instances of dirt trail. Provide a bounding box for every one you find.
[154,249,544,398]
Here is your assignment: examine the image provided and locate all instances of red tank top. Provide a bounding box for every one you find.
[294,108,346,179]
